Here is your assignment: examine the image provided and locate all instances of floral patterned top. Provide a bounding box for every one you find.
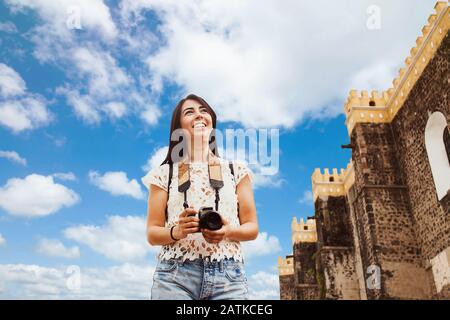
[142,158,253,262]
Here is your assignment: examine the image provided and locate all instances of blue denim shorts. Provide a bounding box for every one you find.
[151,257,249,300]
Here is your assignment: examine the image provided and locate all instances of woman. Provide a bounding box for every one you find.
[142,94,258,300]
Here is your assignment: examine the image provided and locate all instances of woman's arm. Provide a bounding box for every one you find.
[146,184,199,246]
[146,185,175,246]
[201,175,259,243]
[226,175,259,241]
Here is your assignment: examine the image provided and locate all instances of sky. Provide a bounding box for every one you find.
[0,0,440,299]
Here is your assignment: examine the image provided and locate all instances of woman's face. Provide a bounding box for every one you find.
[180,99,213,141]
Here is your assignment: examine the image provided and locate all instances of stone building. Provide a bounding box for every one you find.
[278,2,450,300]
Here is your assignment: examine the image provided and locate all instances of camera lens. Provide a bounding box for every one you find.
[198,207,223,231]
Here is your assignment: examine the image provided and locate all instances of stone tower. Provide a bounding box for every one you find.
[278,217,320,300]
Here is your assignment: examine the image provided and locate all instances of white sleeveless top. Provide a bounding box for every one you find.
[141,158,253,263]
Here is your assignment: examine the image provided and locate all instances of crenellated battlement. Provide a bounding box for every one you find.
[311,159,355,202]
[292,217,317,244]
[344,90,389,114]
[344,1,449,136]
[278,256,294,276]
[344,90,391,135]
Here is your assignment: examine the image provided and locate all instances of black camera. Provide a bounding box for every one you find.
[189,206,223,231]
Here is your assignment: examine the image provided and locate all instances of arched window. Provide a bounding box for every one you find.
[425,112,450,200]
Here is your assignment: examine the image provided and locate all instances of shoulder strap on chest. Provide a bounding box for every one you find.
[165,163,173,222]
[229,161,240,218]
[229,161,235,181]
[167,163,173,190]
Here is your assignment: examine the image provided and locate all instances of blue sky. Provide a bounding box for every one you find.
[0,0,439,299]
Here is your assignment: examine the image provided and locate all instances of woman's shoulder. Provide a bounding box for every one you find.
[225,159,254,185]
[141,163,171,192]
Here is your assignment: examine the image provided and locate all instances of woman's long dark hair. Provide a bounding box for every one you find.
[161,94,219,165]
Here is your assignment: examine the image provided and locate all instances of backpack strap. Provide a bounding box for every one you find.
[165,163,173,222]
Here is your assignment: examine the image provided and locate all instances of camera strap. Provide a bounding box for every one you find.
[178,162,191,210]
[164,159,236,222]
[177,159,224,212]
[208,162,224,212]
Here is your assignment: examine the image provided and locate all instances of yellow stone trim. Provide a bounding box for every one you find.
[278,256,294,276]
[387,2,449,119]
[292,217,318,244]
[344,90,391,135]
[311,159,355,202]
[344,2,449,136]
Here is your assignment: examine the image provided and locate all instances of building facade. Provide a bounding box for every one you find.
[279,1,450,300]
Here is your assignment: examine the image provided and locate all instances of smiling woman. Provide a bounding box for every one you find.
[142,94,259,300]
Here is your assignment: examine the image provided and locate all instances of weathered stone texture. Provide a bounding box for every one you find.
[315,196,353,247]
[390,31,450,261]
[279,274,296,300]
[320,247,360,300]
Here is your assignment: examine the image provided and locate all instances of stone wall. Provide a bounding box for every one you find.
[349,121,432,298]
[315,196,353,247]
[293,242,320,299]
[390,30,450,298]
[294,242,318,285]
[279,274,296,300]
[319,247,360,300]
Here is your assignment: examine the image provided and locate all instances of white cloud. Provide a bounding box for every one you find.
[0,98,51,133]
[298,190,313,204]
[0,21,18,33]
[55,45,135,124]
[5,0,117,41]
[248,271,280,300]
[242,232,281,258]
[52,46,160,126]
[0,174,80,218]
[0,63,52,133]
[141,146,168,172]
[3,0,437,129]
[0,234,5,246]
[0,150,27,166]
[349,61,399,92]
[0,261,279,299]
[4,1,161,127]
[89,171,145,200]
[0,63,25,97]
[64,215,157,262]
[73,47,130,97]
[56,88,101,124]
[103,101,127,119]
[140,104,161,125]
[119,0,437,128]
[36,239,80,259]
[0,263,154,299]
[250,163,284,189]
[44,133,67,147]
[52,172,77,182]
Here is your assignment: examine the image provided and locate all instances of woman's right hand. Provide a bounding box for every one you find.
[173,206,199,240]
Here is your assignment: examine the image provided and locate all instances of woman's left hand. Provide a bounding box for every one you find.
[201,215,231,244]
